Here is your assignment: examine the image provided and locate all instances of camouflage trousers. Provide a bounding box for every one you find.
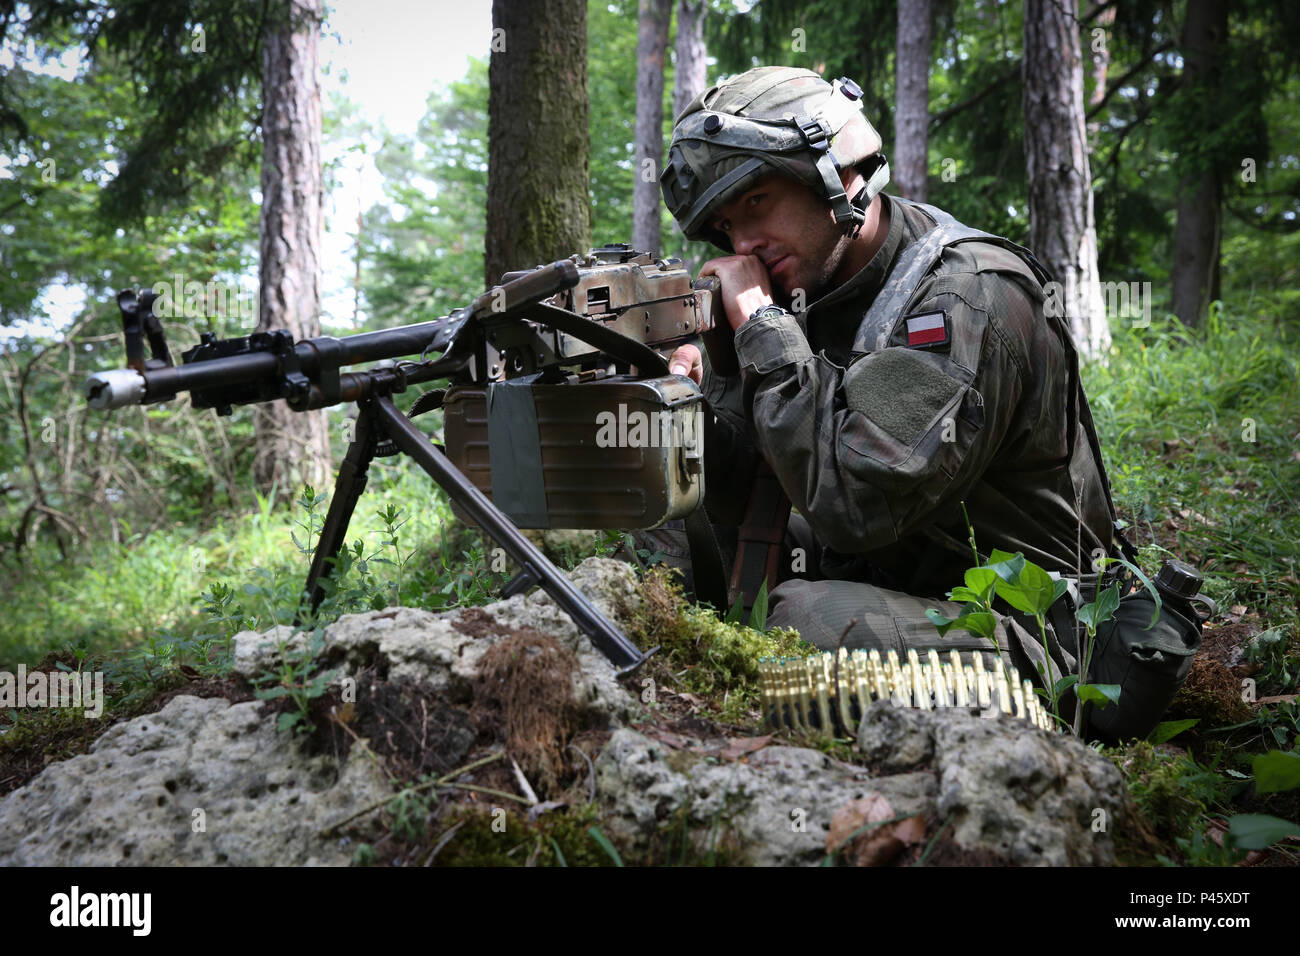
[631,513,1078,692]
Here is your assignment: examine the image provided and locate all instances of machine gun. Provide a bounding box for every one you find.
[85,245,728,674]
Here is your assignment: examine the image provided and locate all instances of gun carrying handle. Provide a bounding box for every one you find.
[692,276,738,376]
[473,259,580,319]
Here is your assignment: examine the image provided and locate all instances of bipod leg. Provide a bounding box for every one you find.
[369,395,652,674]
[297,405,378,625]
[500,566,540,599]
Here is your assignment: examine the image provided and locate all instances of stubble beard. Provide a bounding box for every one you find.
[777,226,855,309]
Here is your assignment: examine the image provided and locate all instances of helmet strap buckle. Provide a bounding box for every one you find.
[847,184,869,239]
[797,118,831,152]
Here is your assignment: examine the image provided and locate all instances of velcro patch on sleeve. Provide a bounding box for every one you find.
[844,349,964,446]
[903,310,949,349]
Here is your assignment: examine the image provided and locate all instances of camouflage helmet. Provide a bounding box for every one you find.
[660,66,890,251]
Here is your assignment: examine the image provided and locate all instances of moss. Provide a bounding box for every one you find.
[1100,739,1254,865]
[1165,656,1253,727]
[1105,742,1206,840]
[631,567,817,723]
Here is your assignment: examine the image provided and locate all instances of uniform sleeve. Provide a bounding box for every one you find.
[731,272,1034,554]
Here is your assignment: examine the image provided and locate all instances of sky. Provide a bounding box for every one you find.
[321,0,493,325]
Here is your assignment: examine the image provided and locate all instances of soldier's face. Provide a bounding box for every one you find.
[708,172,855,306]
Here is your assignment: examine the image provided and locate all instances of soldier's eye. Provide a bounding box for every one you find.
[713,218,731,233]
[747,193,765,207]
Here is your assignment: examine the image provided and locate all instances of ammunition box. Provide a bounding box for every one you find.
[443,374,704,530]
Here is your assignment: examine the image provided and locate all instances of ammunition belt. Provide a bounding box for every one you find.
[759,648,1056,735]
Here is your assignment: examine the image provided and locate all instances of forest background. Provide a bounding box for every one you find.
[1,0,1298,864]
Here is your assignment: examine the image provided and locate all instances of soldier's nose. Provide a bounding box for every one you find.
[732,230,767,258]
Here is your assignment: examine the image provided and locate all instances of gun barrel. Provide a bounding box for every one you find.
[84,259,582,413]
[330,318,457,366]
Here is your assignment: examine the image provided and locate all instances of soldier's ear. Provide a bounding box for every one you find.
[839,164,866,198]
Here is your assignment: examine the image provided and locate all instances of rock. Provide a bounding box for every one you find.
[0,695,390,866]
[523,528,607,564]
[229,557,641,728]
[2,557,644,866]
[230,623,303,678]
[594,727,936,866]
[2,554,1133,866]
[593,700,1129,866]
[857,701,1129,865]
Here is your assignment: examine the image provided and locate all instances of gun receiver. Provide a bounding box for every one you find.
[85,249,727,673]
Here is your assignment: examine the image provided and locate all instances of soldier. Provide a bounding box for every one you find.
[652,65,1129,702]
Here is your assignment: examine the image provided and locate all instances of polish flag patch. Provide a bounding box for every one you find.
[904,310,949,348]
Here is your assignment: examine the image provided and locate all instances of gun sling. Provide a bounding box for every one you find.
[731,462,791,612]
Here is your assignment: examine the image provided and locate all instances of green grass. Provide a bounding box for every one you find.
[0,459,532,669]
[1084,302,1300,643]
[1083,300,1300,864]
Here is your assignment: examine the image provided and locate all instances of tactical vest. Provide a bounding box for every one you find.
[730,198,1201,741]
[723,196,1135,694]
[850,196,1133,569]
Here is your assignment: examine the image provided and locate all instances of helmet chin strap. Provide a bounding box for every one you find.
[846,155,891,240]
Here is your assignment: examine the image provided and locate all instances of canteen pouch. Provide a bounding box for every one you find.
[442,374,704,530]
[1083,591,1202,744]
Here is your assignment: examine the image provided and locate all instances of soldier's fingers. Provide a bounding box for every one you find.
[668,344,703,385]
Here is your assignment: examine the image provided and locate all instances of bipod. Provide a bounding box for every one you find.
[295,369,653,676]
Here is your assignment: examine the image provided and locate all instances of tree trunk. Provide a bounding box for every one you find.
[894,0,931,202]
[672,0,708,122]
[1085,0,1115,149]
[1171,0,1228,329]
[634,0,672,257]
[1023,0,1109,358]
[254,0,331,496]
[485,0,591,286]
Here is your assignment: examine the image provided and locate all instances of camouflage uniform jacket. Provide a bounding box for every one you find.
[700,192,1116,598]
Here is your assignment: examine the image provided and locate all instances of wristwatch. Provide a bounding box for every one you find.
[748,303,789,323]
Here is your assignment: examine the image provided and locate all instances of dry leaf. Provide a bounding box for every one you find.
[826,793,927,866]
[721,735,772,761]
[642,727,690,750]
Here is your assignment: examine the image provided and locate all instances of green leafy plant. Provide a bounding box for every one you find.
[1251,749,1300,794]
[386,781,438,843]
[586,825,624,866]
[373,503,414,607]
[351,843,376,866]
[249,629,336,734]
[724,579,771,632]
[289,485,329,558]
[618,531,666,572]
[924,510,1164,734]
[1225,813,1300,850]
[424,525,505,610]
[1149,718,1201,745]
[1244,628,1299,693]
[1159,827,1247,867]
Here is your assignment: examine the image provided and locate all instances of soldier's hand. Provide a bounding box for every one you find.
[699,255,775,331]
[668,344,703,386]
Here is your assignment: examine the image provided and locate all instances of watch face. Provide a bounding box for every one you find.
[752,304,787,321]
